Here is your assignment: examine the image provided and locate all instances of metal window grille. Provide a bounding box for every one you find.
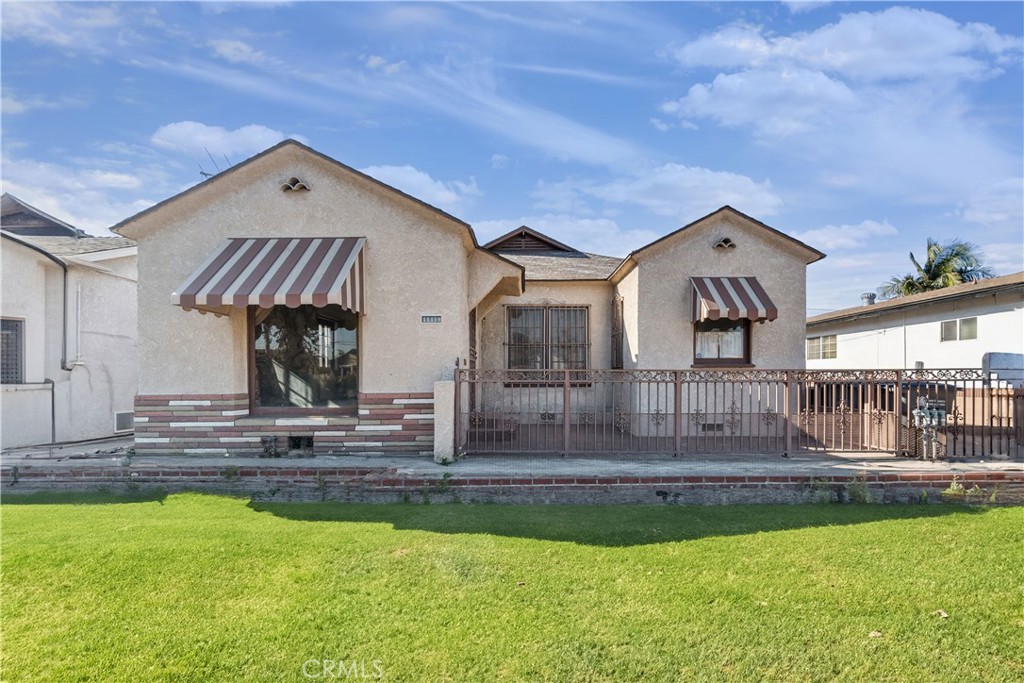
[1,319,24,384]
[506,305,589,370]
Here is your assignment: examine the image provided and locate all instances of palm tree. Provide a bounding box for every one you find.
[878,238,994,299]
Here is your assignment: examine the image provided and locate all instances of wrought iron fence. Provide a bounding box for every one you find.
[454,368,1023,458]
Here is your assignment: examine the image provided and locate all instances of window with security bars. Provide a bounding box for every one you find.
[506,306,589,370]
[2,319,24,384]
[806,335,837,360]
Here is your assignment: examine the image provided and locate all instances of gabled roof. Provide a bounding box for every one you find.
[109,139,524,292]
[1,193,88,237]
[484,225,576,252]
[111,139,473,237]
[807,272,1024,327]
[610,206,826,282]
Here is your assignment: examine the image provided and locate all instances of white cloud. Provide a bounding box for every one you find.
[360,165,480,214]
[783,2,833,14]
[209,39,267,65]
[534,164,784,222]
[662,9,1022,207]
[663,68,856,137]
[675,8,1021,82]
[1,3,123,53]
[793,219,898,251]
[0,93,78,115]
[150,122,293,160]
[0,155,169,234]
[362,55,406,75]
[979,242,1024,276]
[490,154,510,170]
[961,178,1024,227]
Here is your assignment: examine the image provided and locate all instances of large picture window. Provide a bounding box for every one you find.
[251,305,357,411]
[507,305,589,370]
[694,318,750,366]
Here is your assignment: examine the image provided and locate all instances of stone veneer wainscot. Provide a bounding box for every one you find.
[133,393,434,456]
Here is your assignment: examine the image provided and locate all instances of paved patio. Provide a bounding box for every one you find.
[3,433,1021,481]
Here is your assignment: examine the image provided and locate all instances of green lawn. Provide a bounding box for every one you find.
[2,492,1022,682]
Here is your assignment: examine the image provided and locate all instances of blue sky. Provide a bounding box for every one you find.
[2,1,1021,313]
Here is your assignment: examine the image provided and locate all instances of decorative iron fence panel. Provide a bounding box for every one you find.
[454,368,1023,458]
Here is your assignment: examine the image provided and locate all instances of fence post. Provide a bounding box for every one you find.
[784,370,793,456]
[563,369,571,455]
[894,369,903,456]
[453,364,462,455]
[674,370,683,456]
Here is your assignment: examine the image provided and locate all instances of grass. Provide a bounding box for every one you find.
[2,493,1022,682]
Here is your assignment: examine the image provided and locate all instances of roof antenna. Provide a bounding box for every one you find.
[198,164,213,179]
[205,147,223,173]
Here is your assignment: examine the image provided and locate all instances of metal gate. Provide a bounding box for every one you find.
[454,368,1023,457]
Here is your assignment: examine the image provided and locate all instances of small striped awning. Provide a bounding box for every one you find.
[691,276,778,323]
[175,237,365,313]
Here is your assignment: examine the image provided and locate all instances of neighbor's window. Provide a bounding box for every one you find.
[806,335,837,360]
[941,317,977,342]
[1,319,24,384]
[251,305,357,410]
[694,318,750,365]
[506,305,589,370]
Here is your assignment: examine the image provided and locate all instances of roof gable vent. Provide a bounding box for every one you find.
[714,237,736,250]
[281,177,310,192]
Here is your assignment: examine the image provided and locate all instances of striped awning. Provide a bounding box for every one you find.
[175,237,365,313]
[691,276,778,322]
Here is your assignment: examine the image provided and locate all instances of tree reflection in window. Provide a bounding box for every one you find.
[253,304,357,409]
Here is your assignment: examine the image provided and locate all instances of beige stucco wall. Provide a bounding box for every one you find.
[1,242,138,447]
[620,212,809,370]
[124,144,517,397]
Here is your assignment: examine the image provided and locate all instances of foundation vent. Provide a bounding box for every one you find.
[114,411,134,433]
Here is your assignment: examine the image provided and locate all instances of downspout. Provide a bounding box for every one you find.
[43,378,56,443]
[3,234,77,371]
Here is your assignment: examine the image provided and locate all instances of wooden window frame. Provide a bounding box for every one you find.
[247,305,360,416]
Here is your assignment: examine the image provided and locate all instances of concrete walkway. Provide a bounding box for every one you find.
[3,434,1021,480]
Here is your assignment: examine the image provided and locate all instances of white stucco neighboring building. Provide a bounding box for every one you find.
[1,226,138,448]
[806,272,1024,382]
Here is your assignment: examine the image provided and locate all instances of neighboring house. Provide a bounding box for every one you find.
[1,193,88,237]
[806,273,1024,384]
[1,203,138,448]
[111,140,823,458]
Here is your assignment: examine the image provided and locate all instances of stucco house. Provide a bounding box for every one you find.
[806,273,1024,384]
[1,198,138,448]
[112,140,824,458]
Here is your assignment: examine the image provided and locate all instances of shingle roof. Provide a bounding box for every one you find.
[16,235,136,256]
[495,250,622,281]
[807,272,1024,326]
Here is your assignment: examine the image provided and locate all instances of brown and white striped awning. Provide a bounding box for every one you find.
[691,276,778,322]
[175,237,365,313]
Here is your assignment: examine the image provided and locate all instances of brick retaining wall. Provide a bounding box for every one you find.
[133,393,434,456]
[2,465,1020,506]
